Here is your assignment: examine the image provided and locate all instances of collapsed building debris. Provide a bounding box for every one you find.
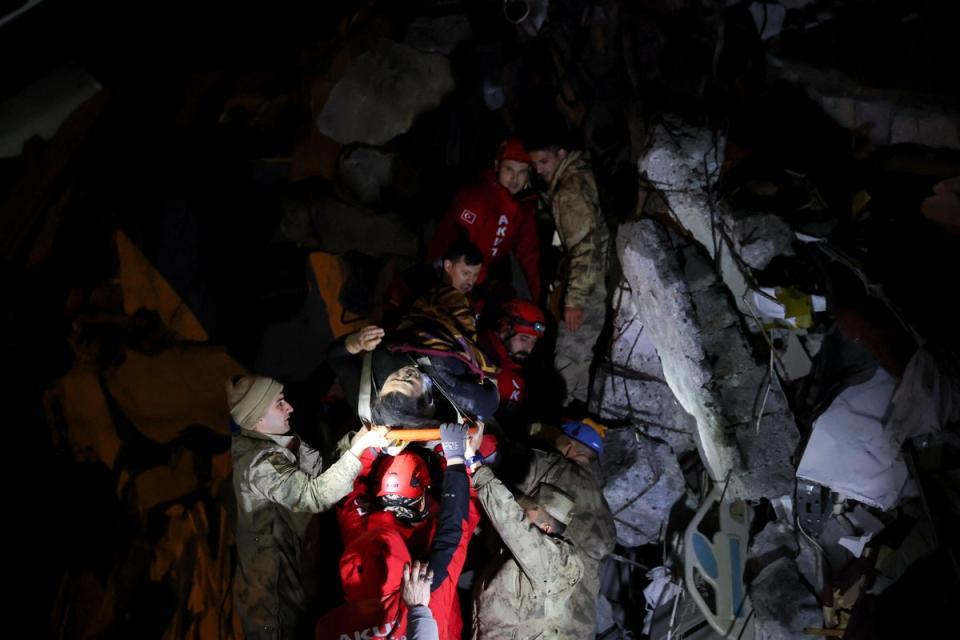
[618,216,800,501]
[7,1,959,638]
[316,40,455,146]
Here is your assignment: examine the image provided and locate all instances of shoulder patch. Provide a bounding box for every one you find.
[460,209,477,224]
[264,451,294,473]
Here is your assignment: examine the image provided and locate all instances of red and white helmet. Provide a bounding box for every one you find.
[374,451,430,500]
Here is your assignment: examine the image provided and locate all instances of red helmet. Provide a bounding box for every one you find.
[501,299,546,337]
[374,451,430,500]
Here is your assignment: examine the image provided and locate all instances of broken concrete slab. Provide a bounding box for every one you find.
[690,287,739,334]
[403,14,472,54]
[750,557,823,640]
[316,40,455,146]
[699,327,755,378]
[591,292,698,453]
[770,60,960,150]
[818,514,857,575]
[681,246,719,294]
[104,346,245,443]
[607,291,665,375]
[796,534,824,595]
[336,146,396,205]
[713,367,790,424]
[593,371,698,454]
[730,212,797,270]
[750,520,800,565]
[600,428,687,547]
[733,412,801,500]
[281,182,418,258]
[618,218,800,499]
[638,118,794,314]
[618,218,740,493]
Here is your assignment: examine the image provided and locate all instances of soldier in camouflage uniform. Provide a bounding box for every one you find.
[517,420,617,637]
[471,468,584,639]
[530,140,610,406]
[227,375,390,639]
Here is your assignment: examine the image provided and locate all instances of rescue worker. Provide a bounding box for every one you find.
[382,240,484,329]
[226,375,390,639]
[528,135,609,407]
[441,240,484,297]
[517,419,617,637]
[427,137,541,302]
[471,474,584,639]
[319,424,480,640]
[478,298,545,420]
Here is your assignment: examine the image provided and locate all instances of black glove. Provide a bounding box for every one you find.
[439,422,468,460]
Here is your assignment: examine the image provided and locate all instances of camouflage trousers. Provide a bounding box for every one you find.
[555,288,606,405]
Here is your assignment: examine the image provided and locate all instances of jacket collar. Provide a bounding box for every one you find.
[236,427,299,449]
[548,150,583,195]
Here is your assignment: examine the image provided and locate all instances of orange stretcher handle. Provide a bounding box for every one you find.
[386,426,480,442]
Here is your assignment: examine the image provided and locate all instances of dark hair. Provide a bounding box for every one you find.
[371,390,437,428]
[523,128,573,154]
[444,239,483,267]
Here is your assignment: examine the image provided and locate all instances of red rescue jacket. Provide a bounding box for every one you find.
[332,450,479,640]
[479,329,526,411]
[428,171,541,300]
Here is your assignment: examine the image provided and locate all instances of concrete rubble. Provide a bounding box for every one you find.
[280,184,418,258]
[336,146,397,205]
[591,292,698,454]
[771,62,960,151]
[750,556,823,639]
[637,118,796,315]
[316,40,455,146]
[617,215,800,500]
[600,427,687,547]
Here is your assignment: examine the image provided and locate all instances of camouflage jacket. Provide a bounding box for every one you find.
[516,449,617,637]
[472,466,584,640]
[546,151,609,309]
[232,428,361,639]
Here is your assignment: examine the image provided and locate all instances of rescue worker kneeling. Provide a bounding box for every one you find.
[471,472,585,640]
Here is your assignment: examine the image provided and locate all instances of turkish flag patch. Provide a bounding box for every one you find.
[460,209,477,224]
